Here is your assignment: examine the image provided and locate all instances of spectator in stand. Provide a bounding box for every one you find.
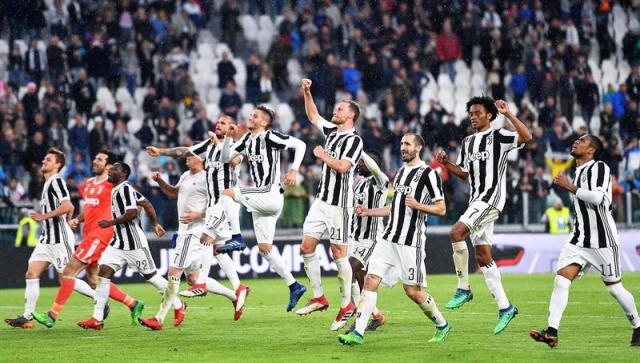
[219,80,242,120]
[576,72,600,130]
[68,114,89,160]
[21,83,40,123]
[71,70,96,117]
[220,0,240,51]
[189,108,211,141]
[46,35,65,85]
[138,39,155,87]
[88,118,108,159]
[603,83,626,118]
[245,53,261,105]
[259,64,274,103]
[342,61,361,100]
[558,68,578,123]
[509,64,528,108]
[66,33,85,80]
[621,101,640,143]
[23,131,48,173]
[25,37,46,87]
[627,66,640,106]
[155,62,178,102]
[600,102,618,139]
[436,18,461,81]
[106,39,122,94]
[218,51,237,89]
[86,35,108,89]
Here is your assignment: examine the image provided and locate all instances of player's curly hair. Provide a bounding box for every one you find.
[466,96,498,121]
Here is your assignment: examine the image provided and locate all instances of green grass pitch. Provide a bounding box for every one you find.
[1,273,639,362]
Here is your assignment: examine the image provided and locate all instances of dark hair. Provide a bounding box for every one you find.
[256,105,276,125]
[589,135,604,159]
[345,100,361,123]
[466,96,498,121]
[97,149,118,165]
[406,133,425,148]
[115,162,131,179]
[47,148,66,170]
[366,150,383,168]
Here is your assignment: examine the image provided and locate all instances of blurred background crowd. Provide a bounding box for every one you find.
[0,0,640,236]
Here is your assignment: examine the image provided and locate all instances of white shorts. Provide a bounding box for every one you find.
[99,245,157,275]
[348,238,376,266]
[557,243,622,283]
[29,240,75,273]
[202,204,232,243]
[172,234,205,273]
[235,185,283,244]
[303,199,351,245]
[367,240,426,287]
[458,201,501,246]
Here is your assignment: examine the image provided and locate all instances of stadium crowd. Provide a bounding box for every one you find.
[0,0,639,231]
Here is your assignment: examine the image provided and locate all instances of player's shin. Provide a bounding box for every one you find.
[147,274,182,309]
[24,279,40,319]
[156,276,180,323]
[351,282,361,306]
[548,275,571,330]
[73,278,96,299]
[419,294,447,327]
[452,241,469,289]
[50,277,76,319]
[355,290,377,336]
[481,263,510,310]
[221,195,241,235]
[109,283,137,308]
[205,278,236,300]
[261,249,296,285]
[93,277,110,321]
[607,283,640,329]
[303,252,323,297]
[216,253,240,289]
[335,257,353,308]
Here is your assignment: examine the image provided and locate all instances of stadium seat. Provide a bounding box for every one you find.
[197,42,214,60]
[127,118,143,134]
[215,43,232,59]
[134,87,147,105]
[14,40,27,55]
[0,39,8,56]
[97,87,116,112]
[240,103,254,120]
[207,87,221,104]
[276,103,294,133]
[206,103,220,120]
[364,103,381,121]
[572,115,586,132]
[437,73,454,91]
[238,15,258,41]
[287,59,303,86]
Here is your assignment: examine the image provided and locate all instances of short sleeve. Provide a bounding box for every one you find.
[457,139,468,173]
[590,161,610,193]
[316,116,337,136]
[341,135,363,167]
[266,131,290,150]
[188,139,211,160]
[422,169,444,202]
[175,172,188,188]
[52,177,70,202]
[498,129,524,151]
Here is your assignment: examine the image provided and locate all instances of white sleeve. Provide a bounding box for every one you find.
[51,177,70,202]
[220,135,244,162]
[266,131,306,170]
[316,116,337,136]
[361,152,388,187]
[576,188,605,206]
[188,139,211,160]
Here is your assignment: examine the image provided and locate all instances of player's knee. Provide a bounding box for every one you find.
[142,271,157,280]
[450,226,465,242]
[25,270,39,279]
[222,189,234,199]
[363,274,381,290]
[186,274,197,285]
[299,242,314,255]
[258,244,272,254]
[403,288,422,302]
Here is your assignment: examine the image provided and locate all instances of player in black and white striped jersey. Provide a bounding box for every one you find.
[5,148,97,329]
[531,135,640,347]
[338,134,450,345]
[81,162,183,330]
[436,97,532,334]
[346,151,389,332]
[145,115,244,297]
[217,105,308,312]
[297,79,364,332]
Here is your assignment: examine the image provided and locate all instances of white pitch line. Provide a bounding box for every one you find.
[527,252,540,274]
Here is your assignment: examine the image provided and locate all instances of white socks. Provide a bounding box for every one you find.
[355,290,377,335]
[303,253,323,298]
[93,277,110,321]
[419,294,447,327]
[607,283,640,329]
[216,253,240,289]
[452,241,469,290]
[335,257,352,308]
[220,195,241,235]
[24,279,40,319]
[73,278,96,299]
[261,249,296,286]
[147,274,182,309]
[197,246,214,285]
[156,276,180,323]
[481,263,510,310]
[548,275,571,329]
[206,278,236,301]
[351,282,361,306]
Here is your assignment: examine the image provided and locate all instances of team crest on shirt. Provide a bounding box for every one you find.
[487,135,493,145]
[97,186,104,194]
[581,173,587,182]
[90,188,95,194]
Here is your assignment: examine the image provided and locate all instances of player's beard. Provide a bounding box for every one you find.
[401,150,416,162]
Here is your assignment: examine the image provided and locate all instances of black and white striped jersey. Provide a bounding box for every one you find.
[382,162,444,248]
[38,174,72,244]
[457,128,523,211]
[351,176,388,242]
[315,117,363,208]
[227,130,301,190]
[189,138,239,206]
[569,160,618,248]
[109,182,148,250]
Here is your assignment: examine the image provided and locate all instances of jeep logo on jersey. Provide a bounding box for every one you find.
[394,184,413,195]
[249,155,264,162]
[208,160,223,169]
[468,151,490,162]
[84,197,100,206]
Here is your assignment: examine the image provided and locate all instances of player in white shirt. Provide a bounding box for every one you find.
[138,156,249,330]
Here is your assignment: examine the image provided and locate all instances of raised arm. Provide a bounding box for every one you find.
[302,78,320,125]
[150,172,179,198]
[496,100,532,145]
[436,150,469,180]
[146,145,192,158]
[220,134,243,163]
[362,152,389,186]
